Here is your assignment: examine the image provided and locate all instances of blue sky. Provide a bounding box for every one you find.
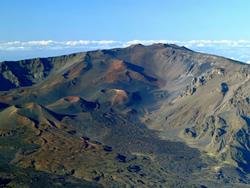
[1,0,250,62]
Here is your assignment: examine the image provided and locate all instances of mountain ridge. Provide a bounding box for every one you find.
[1,43,250,187]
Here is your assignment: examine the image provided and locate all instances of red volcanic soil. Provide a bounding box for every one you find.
[105,60,126,83]
[64,96,81,103]
[110,89,128,105]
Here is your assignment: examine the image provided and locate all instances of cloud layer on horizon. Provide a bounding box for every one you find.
[1,39,250,63]
[2,39,250,50]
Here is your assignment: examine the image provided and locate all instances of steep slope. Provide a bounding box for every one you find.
[0,44,250,187]
[0,53,85,91]
[146,48,250,173]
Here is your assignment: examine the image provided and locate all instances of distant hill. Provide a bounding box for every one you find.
[1,44,250,187]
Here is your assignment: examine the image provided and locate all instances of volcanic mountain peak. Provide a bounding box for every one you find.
[1,44,250,187]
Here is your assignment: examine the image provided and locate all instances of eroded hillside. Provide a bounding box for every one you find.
[0,44,250,187]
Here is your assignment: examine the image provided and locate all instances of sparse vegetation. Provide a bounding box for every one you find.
[0,44,250,187]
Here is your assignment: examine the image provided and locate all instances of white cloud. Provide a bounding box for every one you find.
[1,39,250,63]
[0,40,120,51]
[26,40,54,46]
[2,39,250,51]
